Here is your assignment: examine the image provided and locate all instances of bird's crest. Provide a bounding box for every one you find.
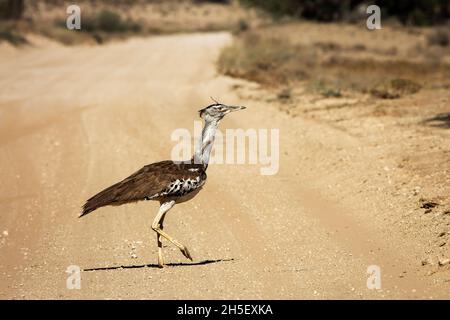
[199,97,221,117]
[210,96,220,104]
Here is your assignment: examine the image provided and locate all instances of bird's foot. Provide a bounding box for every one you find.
[180,246,193,261]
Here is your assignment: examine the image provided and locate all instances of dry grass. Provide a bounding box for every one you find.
[218,33,307,86]
[16,0,263,46]
[0,1,265,46]
[218,26,450,99]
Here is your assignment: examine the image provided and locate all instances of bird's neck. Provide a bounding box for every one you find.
[193,119,219,168]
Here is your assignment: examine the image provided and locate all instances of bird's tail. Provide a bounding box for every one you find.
[80,183,121,218]
[80,201,97,218]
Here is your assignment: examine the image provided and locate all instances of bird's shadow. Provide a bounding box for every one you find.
[83,258,234,272]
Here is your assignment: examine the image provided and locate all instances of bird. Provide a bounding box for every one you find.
[80,101,246,267]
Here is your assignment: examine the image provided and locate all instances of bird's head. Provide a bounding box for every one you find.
[198,101,246,122]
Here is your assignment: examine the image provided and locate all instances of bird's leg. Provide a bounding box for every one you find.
[154,228,193,261]
[153,201,172,268]
[152,201,172,268]
[152,201,193,265]
[156,215,165,268]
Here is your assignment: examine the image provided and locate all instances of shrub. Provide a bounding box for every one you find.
[83,10,141,33]
[240,0,450,25]
[427,28,449,47]
[0,23,26,45]
[370,79,421,99]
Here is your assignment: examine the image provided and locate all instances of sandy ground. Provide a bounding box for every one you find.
[0,31,450,299]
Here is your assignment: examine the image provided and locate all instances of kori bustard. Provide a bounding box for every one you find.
[81,102,245,267]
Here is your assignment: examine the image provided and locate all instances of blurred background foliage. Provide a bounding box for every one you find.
[0,0,448,25]
[241,0,449,25]
[0,0,24,20]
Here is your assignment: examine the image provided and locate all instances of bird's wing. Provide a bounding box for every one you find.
[81,161,205,216]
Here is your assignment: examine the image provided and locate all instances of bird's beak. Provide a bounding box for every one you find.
[227,105,246,112]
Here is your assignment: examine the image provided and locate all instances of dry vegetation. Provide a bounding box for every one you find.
[0,0,265,45]
[0,21,27,45]
[218,23,450,99]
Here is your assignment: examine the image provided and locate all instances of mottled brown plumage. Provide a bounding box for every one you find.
[80,102,245,267]
[81,160,206,217]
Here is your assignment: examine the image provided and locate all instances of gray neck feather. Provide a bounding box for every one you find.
[193,119,219,167]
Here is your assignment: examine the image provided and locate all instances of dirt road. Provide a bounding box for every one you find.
[0,32,449,299]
